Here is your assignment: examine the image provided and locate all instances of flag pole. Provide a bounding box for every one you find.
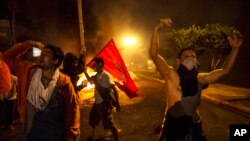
[77,0,86,62]
[8,0,17,45]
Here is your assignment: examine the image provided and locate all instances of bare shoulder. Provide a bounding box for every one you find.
[197,72,208,84]
[162,67,178,81]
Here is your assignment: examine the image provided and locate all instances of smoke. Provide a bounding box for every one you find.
[14,0,79,54]
[12,0,249,64]
[13,0,115,63]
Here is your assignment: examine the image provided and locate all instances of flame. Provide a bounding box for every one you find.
[77,68,96,90]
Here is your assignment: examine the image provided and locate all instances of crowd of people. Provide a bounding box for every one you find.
[0,17,243,141]
[0,40,121,141]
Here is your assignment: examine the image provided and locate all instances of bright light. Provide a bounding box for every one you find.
[123,36,137,46]
[77,68,96,89]
[32,47,41,57]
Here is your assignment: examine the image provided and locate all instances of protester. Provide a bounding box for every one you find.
[0,53,12,130]
[0,52,11,95]
[1,41,44,123]
[150,18,243,141]
[2,41,80,141]
[61,53,86,94]
[84,57,120,141]
[0,75,18,131]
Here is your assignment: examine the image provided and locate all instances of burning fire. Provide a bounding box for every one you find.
[77,68,96,90]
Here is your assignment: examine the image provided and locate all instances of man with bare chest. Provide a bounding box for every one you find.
[150,18,243,141]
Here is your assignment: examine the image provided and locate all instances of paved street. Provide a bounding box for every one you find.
[1,71,250,141]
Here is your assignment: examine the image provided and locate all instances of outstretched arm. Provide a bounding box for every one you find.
[198,30,243,84]
[83,68,94,84]
[150,18,173,78]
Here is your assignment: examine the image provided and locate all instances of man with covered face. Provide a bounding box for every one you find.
[150,18,243,141]
[61,53,86,94]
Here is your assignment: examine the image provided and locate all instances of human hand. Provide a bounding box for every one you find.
[154,18,172,31]
[81,80,88,88]
[160,18,172,27]
[227,30,243,49]
[26,40,44,49]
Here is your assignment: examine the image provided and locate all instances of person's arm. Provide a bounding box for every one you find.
[2,40,44,73]
[111,84,120,111]
[83,69,94,84]
[71,76,87,93]
[150,18,173,78]
[198,30,243,84]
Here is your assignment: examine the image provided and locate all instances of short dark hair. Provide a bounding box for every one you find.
[94,57,104,67]
[177,47,196,58]
[44,44,64,68]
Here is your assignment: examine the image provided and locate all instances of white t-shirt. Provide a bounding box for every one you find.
[94,71,114,104]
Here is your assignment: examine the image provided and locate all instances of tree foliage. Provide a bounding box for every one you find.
[162,24,235,70]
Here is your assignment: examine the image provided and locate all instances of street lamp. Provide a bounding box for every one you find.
[123,36,137,47]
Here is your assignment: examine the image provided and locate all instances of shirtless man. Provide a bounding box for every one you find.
[150,18,243,141]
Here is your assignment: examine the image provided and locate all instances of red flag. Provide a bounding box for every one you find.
[87,39,140,98]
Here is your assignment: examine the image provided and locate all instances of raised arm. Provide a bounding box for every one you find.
[150,18,173,78]
[2,40,44,73]
[83,69,93,84]
[198,30,243,84]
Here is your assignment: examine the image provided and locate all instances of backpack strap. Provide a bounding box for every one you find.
[93,75,116,107]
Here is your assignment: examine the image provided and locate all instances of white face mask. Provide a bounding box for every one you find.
[181,57,197,70]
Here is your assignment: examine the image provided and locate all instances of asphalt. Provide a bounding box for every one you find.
[0,71,249,141]
[201,83,250,118]
[135,71,250,118]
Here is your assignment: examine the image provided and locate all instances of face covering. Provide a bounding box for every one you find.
[181,57,197,70]
[177,59,198,97]
[70,60,84,76]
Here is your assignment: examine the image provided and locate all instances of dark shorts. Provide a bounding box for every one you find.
[159,101,192,141]
[159,100,206,141]
[89,102,115,130]
[191,120,207,141]
[162,114,192,140]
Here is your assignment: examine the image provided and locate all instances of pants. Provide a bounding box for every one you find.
[159,115,207,141]
[0,99,16,127]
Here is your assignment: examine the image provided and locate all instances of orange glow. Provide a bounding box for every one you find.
[123,36,137,46]
[77,68,96,90]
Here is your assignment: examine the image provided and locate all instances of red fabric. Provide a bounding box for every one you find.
[87,39,141,98]
[0,58,11,94]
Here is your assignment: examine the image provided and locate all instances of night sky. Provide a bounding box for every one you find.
[1,0,250,87]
